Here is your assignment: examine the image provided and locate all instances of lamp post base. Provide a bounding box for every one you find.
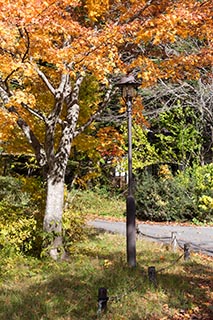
[126,195,136,267]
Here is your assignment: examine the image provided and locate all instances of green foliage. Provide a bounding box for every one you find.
[121,124,160,172]
[135,170,194,221]
[135,164,213,222]
[176,163,213,221]
[154,106,202,166]
[120,105,202,175]
[0,176,45,255]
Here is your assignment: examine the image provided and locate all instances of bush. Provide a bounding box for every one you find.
[135,164,213,223]
[0,176,45,255]
[62,209,87,253]
[176,164,213,222]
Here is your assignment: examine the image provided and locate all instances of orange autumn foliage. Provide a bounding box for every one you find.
[0,0,212,154]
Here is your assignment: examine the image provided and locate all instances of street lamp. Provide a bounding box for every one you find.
[116,74,140,267]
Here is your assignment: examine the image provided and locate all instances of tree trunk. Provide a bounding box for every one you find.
[43,174,65,260]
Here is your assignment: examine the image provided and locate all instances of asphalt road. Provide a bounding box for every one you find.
[88,219,213,257]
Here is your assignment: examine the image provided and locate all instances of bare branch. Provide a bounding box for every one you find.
[4,26,30,87]
[0,82,10,105]
[66,74,84,111]
[7,106,47,166]
[4,70,19,90]
[54,75,84,162]
[21,102,47,122]
[36,67,56,95]
[56,73,69,99]
[22,27,30,62]
[17,118,47,167]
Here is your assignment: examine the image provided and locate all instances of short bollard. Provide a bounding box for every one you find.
[171,232,177,252]
[97,287,109,314]
[184,243,190,261]
[148,266,157,287]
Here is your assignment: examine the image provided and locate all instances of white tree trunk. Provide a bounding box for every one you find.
[43,175,65,260]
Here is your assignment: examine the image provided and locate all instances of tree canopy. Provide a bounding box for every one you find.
[0,0,212,153]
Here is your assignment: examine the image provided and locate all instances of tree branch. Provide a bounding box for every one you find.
[0,82,10,105]
[47,73,69,124]
[21,102,47,122]
[4,26,31,87]
[21,27,30,62]
[7,107,47,167]
[17,118,47,167]
[66,74,84,114]
[54,75,84,163]
[36,67,56,95]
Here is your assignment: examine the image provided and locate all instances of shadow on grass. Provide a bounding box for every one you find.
[0,230,212,320]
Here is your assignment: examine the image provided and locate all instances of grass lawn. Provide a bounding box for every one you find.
[67,189,126,220]
[0,228,212,320]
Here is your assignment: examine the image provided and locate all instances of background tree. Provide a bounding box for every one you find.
[141,76,213,166]
[150,105,202,167]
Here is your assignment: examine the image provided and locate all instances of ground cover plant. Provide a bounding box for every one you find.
[0,229,212,320]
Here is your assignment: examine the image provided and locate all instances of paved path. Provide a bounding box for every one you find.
[88,219,213,257]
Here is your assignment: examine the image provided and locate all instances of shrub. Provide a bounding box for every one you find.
[0,176,45,255]
[176,164,213,221]
[135,164,213,223]
[62,209,87,253]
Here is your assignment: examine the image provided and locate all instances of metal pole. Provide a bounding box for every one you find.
[126,96,136,267]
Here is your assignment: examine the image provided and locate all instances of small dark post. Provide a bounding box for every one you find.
[148,266,157,287]
[184,243,190,261]
[98,287,109,313]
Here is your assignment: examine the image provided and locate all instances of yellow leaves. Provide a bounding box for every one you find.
[85,0,109,21]
[8,90,36,110]
[73,133,99,160]
[103,259,112,268]
[137,58,161,86]
[22,62,36,78]
[199,195,213,212]
[0,107,19,144]
[75,171,100,189]
[0,0,209,88]
[158,164,173,180]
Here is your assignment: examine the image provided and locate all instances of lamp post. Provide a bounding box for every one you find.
[116,74,140,267]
